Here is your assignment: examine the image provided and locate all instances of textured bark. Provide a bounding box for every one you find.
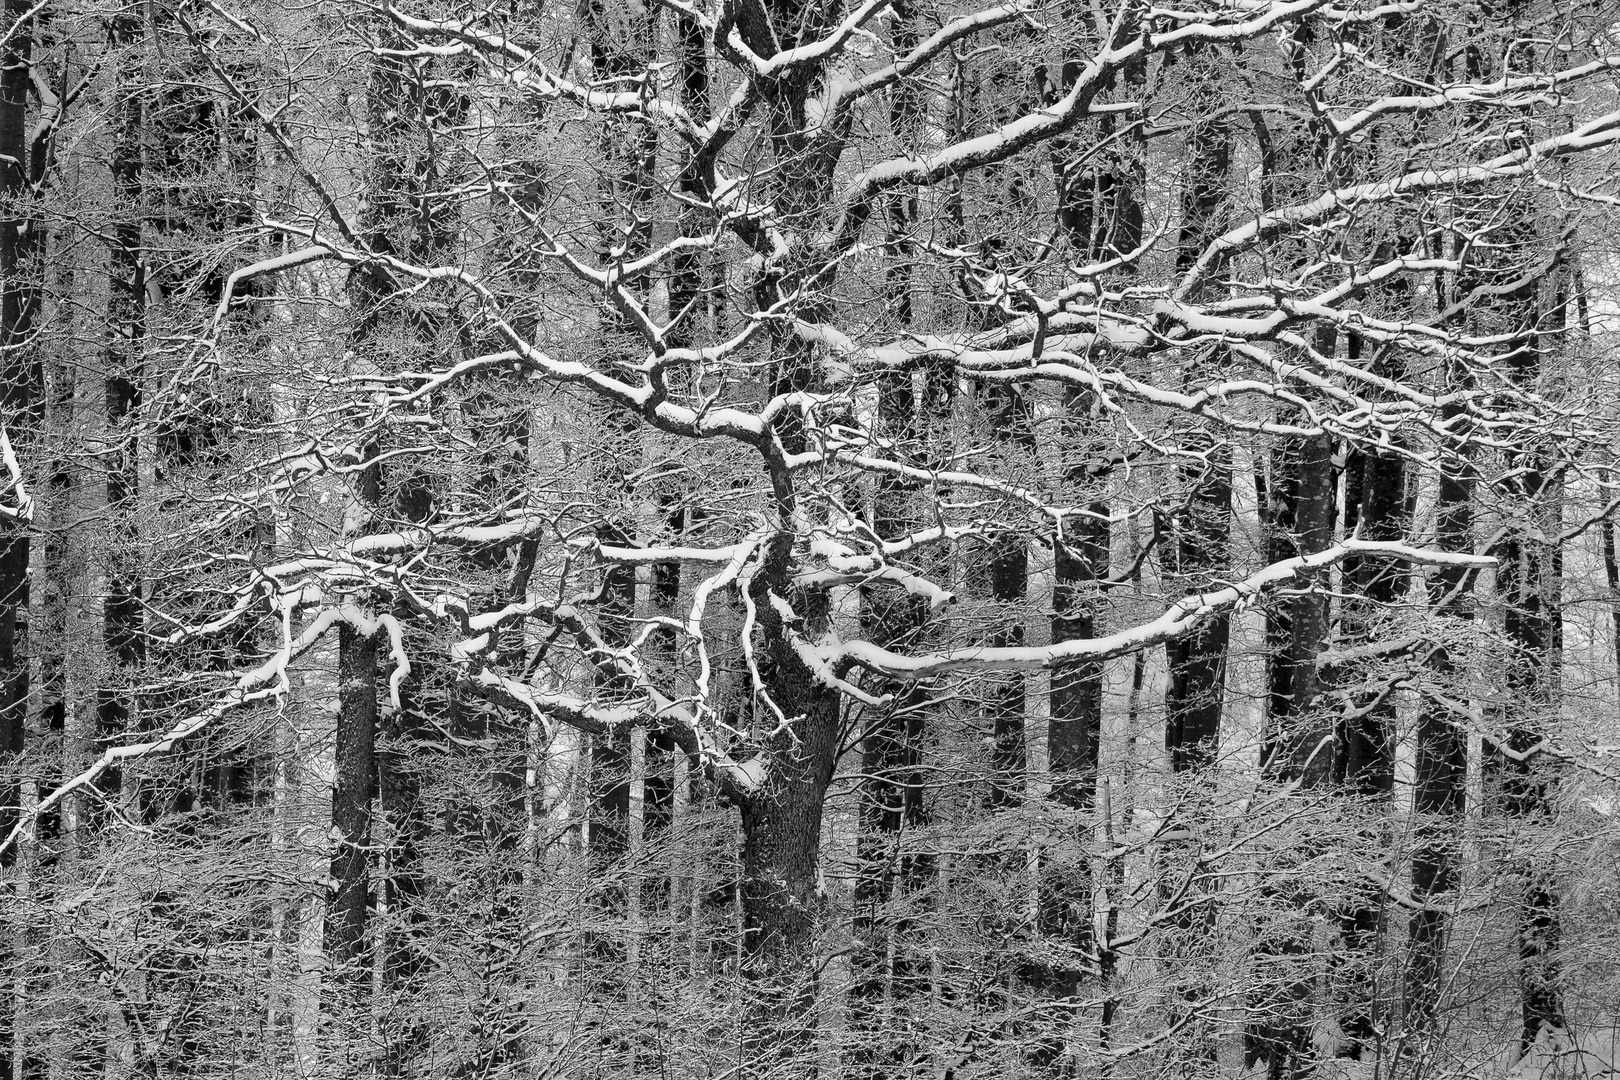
[1333,354,1408,1060]
[1260,424,1336,787]
[720,3,859,1068]
[1034,28,1145,1059]
[324,21,461,1018]
[1159,56,1232,1072]
[1405,390,1474,1035]
[1048,32,1143,810]
[1163,93,1232,776]
[850,5,938,1067]
[1336,412,1407,798]
[1248,425,1335,1080]
[739,540,841,1076]
[1487,231,1569,1058]
[325,623,376,977]
[0,2,40,1072]
[1491,465,1567,1054]
[1607,519,1620,696]
[101,11,145,816]
[580,6,656,1020]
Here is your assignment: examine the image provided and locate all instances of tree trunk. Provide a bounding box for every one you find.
[851,5,938,1068]
[1160,55,1232,1071]
[1038,26,1145,1059]
[325,623,376,979]
[1486,223,1569,1058]
[738,564,841,1075]
[1405,387,1473,1037]
[0,2,40,1072]
[1333,337,1408,1060]
[1164,94,1232,775]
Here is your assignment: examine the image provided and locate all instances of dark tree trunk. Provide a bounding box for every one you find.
[0,3,41,1075]
[1332,336,1408,1059]
[328,24,471,1032]
[1407,138,1484,1017]
[101,11,146,817]
[1163,94,1232,776]
[979,385,1033,810]
[1490,465,1567,1054]
[1158,60,1232,1070]
[0,0,37,863]
[1034,29,1145,1058]
[739,541,842,1076]
[702,6,849,1069]
[1260,422,1336,787]
[325,622,377,975]
[579,10,658,1029]
[1486,225,1569,1057]
[1405,391,1474,1035]
[850,6,939,1070]
[1248,422,1335,1080]
[1336,420,1407,796]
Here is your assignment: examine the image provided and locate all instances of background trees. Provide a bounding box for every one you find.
[0,0,1619,1076]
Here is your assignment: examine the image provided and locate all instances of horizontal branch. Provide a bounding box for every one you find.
[821,540,1493,679]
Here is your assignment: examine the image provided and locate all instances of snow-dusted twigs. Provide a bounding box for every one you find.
[822,540,1494,680]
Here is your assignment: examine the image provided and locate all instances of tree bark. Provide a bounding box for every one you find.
[1164,91,1232,775]
[850,5,938,1068]
[0,2,41,1072]
[1486,221,1569,1060]
[1405,380,1474,1037]
[325,623,376,979]
[738,547,841,1075]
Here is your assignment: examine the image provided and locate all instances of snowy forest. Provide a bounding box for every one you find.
[3,0,1620,1076]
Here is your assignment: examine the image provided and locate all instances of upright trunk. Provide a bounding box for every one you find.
[324,23,414,1018]
[1247,422,1336,1080]
[1260,421,1336,785]
[1407,5,1566,1048]
[1490,464,1566,1054]
[851,5,937,1068]
[968,37,1039,815]
[1329,8,1438,1056]
[45,16,148,1077]
[978,420,1031,807]
[1336,343,1408,798]
[0,4,40,1074]
[738,548,842,1075]
[1605,512,1620,696]
[329,293,380,1005]
[660,3,710,988]
[1332,337,1408,1061]
[266,329,328,1067]
[1159,54,1232,1071]
[325,623,376,978]
[1250,49,1339,789]
[1404,380,1473,1036]
[98,46,150,1078]
[1487,219,1569,1057]
[723,2,852,1068]
[1408,27,1493,1029]
[102,8,144,820]
[580,4,656,1019]
[1038,28,1145,1056]
[1163,97,1232,775]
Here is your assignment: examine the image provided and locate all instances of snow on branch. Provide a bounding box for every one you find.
[0,606,347,862]
[0,426,32,522]
[821,540,1493,680]
[1175,108,1620,297]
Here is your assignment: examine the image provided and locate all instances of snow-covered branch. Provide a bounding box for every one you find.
[822,541,1493,679]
